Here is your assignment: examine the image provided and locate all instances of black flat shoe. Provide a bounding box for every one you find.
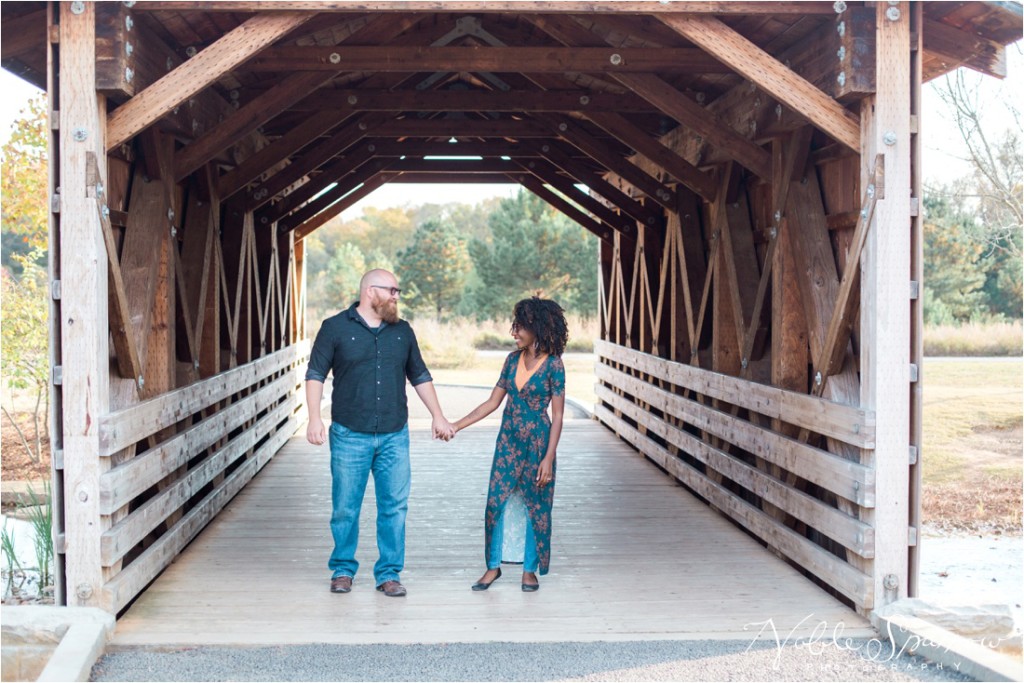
[521,582,539,592]
[471,568,502,591]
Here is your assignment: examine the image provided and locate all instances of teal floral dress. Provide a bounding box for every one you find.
[485,350,566,575]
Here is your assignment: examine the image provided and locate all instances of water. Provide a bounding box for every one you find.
[1,514,50,601]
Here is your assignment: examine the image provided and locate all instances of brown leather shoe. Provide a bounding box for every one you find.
[330,576,353,593]
[376,580,407,597]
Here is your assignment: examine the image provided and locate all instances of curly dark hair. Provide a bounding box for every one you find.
[512,297,569,357]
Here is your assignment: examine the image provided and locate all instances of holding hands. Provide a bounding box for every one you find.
[433,416,457,442]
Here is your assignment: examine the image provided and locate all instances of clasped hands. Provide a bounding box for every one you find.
[432,416,458,442]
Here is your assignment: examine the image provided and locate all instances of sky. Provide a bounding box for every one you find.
[1,43,1020,214]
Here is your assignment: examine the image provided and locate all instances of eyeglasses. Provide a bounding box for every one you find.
[370,285,402,297]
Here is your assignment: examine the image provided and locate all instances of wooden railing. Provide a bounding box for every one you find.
[594,339,877,609]
[83,342,309,613]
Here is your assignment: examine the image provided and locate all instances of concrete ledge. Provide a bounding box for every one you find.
[875,614,1023,682]
[2,606,115,682]
[1,481,49,508]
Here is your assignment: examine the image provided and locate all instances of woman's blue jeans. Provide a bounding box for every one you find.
[488,497,539,573]
[328,422,410,586]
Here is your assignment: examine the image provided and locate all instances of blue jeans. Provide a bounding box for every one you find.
[328,422,410,585]
[488,498,539,573]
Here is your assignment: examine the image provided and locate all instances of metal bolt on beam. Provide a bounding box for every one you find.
[886,6,901,21]
[867,184,875,198]
[815,371,822,385]
[125,42,134,57]
[837,72,846,87]
[137,375,145,389]
[769,227,778,240]
[609,53,623,66]
[167,208,175,222]
[837,46,846,61]
[773,210,781,223]
[125,67,134,83]
[70,1,85,14]
[76,583,93,600]
[837,20,845,37]
[72,128,89,142]
[329,52,341,64]
[558,123,568,132]
[347,95,358,105]
[125,15,133,30]
[186,46,197,57]
[579,95,590,105]
[833,0,847,12]
[883,131,898,146]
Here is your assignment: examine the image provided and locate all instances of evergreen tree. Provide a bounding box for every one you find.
[465,190,598,320]
[396,219,471,320]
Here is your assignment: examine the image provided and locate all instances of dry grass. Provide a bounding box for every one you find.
[921,358,1023,533]
[924,320,1023,357]
[413,317,598,369]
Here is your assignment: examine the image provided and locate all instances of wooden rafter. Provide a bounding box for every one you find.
[218,110,348,200]
[516,159,637,239]
[531,141,662,227]
[280,159,392,232]
[248,113,388,210]
[510,173,615,244]
[106,11,314,151]
[533,114,678,211]
[611,73,773,180]
[175,71,336,182]
[923,17,1008,80]
[658,14,861,152]
[584,112,717,201]
[293,172,393,240]
[262,143,377,224]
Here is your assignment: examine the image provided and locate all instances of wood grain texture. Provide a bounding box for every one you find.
[658,14,861,151]
[112,407,870,645]
[106,12,313,150]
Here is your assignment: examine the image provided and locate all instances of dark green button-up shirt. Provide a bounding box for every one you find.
[305,302,432,433]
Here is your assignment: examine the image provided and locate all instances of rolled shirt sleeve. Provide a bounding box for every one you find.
[405,327,433,387]
[305,319,334,383]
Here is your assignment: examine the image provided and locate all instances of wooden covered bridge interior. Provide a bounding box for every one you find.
[2,0,1020,631]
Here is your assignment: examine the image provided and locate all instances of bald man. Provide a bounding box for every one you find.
[305,269,455,597]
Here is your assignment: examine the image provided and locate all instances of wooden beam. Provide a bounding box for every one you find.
[658,14,861,152]
[175,71,336,182]
[248,113,388,210]
[262,143,377,223]
[0,8,45,62]
[131,2,837,13]
[280,159,391,232]
[217,110,348,200]
[106,12,314,151]
[293,173,392,240]
[611,73,772,180]
[297,89,661,113]
[584,112,717,201]
[532,142,662,228]
[511,173,614,244]
[860,0,912,609]
[815,156,883,389]
[516,159,637,239]
[922,17,1008,80]
[534,114,677,211]
[245,46,729,73]
[59,0,110,611]
[384,173,523,184]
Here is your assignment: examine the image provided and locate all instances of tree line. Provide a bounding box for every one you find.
[303,189,600,323]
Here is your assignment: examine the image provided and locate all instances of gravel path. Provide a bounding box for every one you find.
[91,640,975,682]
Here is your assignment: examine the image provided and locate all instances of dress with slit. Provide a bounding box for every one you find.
[485,350,565,575]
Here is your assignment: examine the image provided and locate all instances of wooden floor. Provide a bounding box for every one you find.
[113,387,873,645]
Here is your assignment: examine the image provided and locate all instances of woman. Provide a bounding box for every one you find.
[454,297,567,592]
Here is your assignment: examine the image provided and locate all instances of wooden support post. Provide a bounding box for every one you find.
[860,0,912,611]
[59,0,109,609]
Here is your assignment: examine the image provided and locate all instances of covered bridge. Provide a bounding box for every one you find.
[2,0,1021,631]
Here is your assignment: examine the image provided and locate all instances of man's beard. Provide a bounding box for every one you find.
[373,298,399,324]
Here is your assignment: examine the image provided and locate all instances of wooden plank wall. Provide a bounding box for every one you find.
[50,5,308,612]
